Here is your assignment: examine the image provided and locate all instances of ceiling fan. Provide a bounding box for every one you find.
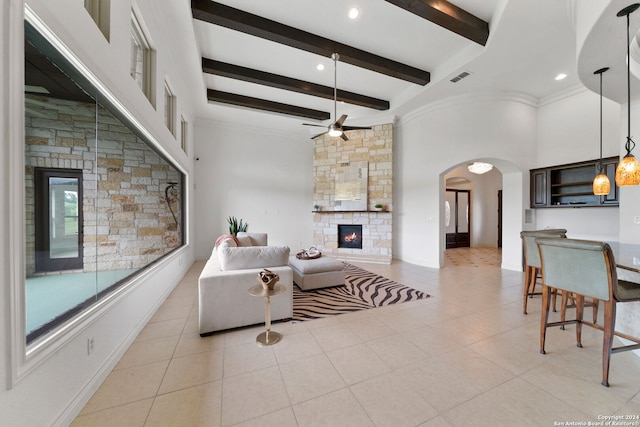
[303,53,372,141]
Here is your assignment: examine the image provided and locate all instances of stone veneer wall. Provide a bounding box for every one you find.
[313,124,393,263]
[24,95,182,276]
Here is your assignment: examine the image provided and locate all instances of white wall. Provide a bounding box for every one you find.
[395,94,538,269]
[1,1,198,426]
[537,89,620,166]
[193,120,314,258]
[535,88,624,241]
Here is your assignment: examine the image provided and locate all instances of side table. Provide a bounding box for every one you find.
[248,283,286,346]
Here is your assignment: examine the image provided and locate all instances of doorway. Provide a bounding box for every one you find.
[497,190,502,248]
[35,168,83,272]
[445,189,470,249]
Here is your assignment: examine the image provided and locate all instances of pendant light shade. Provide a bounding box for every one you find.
[616,154,640,185]
[593,173,611,195]
[593,67,611,195]
[615,4,640,186]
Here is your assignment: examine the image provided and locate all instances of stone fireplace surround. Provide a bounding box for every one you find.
[312,124,393,264]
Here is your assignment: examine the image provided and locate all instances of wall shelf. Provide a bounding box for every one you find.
[530,156,619,208]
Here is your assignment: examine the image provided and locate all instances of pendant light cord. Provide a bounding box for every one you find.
[626,12,636,155]
[333,53,339,121]
[600,70,604,172]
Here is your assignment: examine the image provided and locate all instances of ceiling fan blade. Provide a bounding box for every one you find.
[340,133,349,141]
[310,131,328,139]
[302,123,327,128]
[335,114,348,126]
[342,126,372,131]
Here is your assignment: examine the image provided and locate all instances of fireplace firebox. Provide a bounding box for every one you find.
[338,224,363,249]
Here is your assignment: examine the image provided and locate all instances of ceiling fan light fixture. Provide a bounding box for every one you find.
[328,124,343,137]
[467,162,493,174]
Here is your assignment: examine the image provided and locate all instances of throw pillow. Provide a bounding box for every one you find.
[214,234,239,248]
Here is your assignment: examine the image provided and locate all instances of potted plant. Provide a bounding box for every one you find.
[313,204,320,212]
[227,216,248,236]
[374,204,384,211]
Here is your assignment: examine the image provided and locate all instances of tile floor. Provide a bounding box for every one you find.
[71,248,640,427]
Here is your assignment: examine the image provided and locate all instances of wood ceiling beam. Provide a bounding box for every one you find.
[384,0,489,46]
[207,89,331,121]
[192,0,430,85]
[202,58,390,111]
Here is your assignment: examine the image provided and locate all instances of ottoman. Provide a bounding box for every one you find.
[288,255,345,290]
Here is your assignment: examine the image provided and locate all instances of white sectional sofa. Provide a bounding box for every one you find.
[198,232,293,336]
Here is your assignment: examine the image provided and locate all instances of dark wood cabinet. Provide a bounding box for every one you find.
[531,169,548,207]
[530,156,619,208]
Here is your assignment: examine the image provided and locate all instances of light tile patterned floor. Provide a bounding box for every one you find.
[72,248,640,427]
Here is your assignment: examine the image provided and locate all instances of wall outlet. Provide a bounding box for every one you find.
[634,216,640,224]
[87,337,94,355]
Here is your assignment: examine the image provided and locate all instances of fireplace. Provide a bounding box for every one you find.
[338,224,363,249]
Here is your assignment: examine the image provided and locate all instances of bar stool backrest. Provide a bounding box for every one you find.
[536,237,614,302]
[520,229,567,269]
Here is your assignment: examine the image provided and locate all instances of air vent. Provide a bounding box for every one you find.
[450,71,470,83]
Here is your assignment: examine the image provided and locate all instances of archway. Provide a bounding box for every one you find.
[440,158,524,270]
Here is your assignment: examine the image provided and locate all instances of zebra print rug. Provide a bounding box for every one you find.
[292,263,430,321]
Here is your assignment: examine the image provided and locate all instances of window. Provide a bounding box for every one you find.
[180,116,188,154]
[25,21,184,345]
[164,81,176,135]
[130,11,154,102]
[84,0,110,40]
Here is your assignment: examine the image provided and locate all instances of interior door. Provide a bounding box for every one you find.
[445,189,471,249]
[35,168,83,272]
[497,190,503,248]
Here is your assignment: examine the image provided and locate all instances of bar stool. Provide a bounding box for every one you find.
[537,237,640,387]
[520,229,567,314]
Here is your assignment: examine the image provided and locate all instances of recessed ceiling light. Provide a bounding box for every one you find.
[316,63,325,71]
[348,7,360,19]
[555,73,567,81]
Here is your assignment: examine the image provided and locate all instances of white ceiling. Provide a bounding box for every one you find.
[186,0,584,134]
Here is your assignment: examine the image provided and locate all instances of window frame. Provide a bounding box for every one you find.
[130,9,154,104]
[180,115,188,155]
[164,79,176,136]
[13,11,187,386]
[83,0,110,40]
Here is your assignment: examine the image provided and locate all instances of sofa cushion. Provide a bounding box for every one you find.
[218,245,290,271]
[237,232,268,246]
[236,235,253,247]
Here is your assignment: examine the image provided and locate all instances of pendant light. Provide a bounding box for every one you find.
[615,4,640,186]
[593,67,611,195]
